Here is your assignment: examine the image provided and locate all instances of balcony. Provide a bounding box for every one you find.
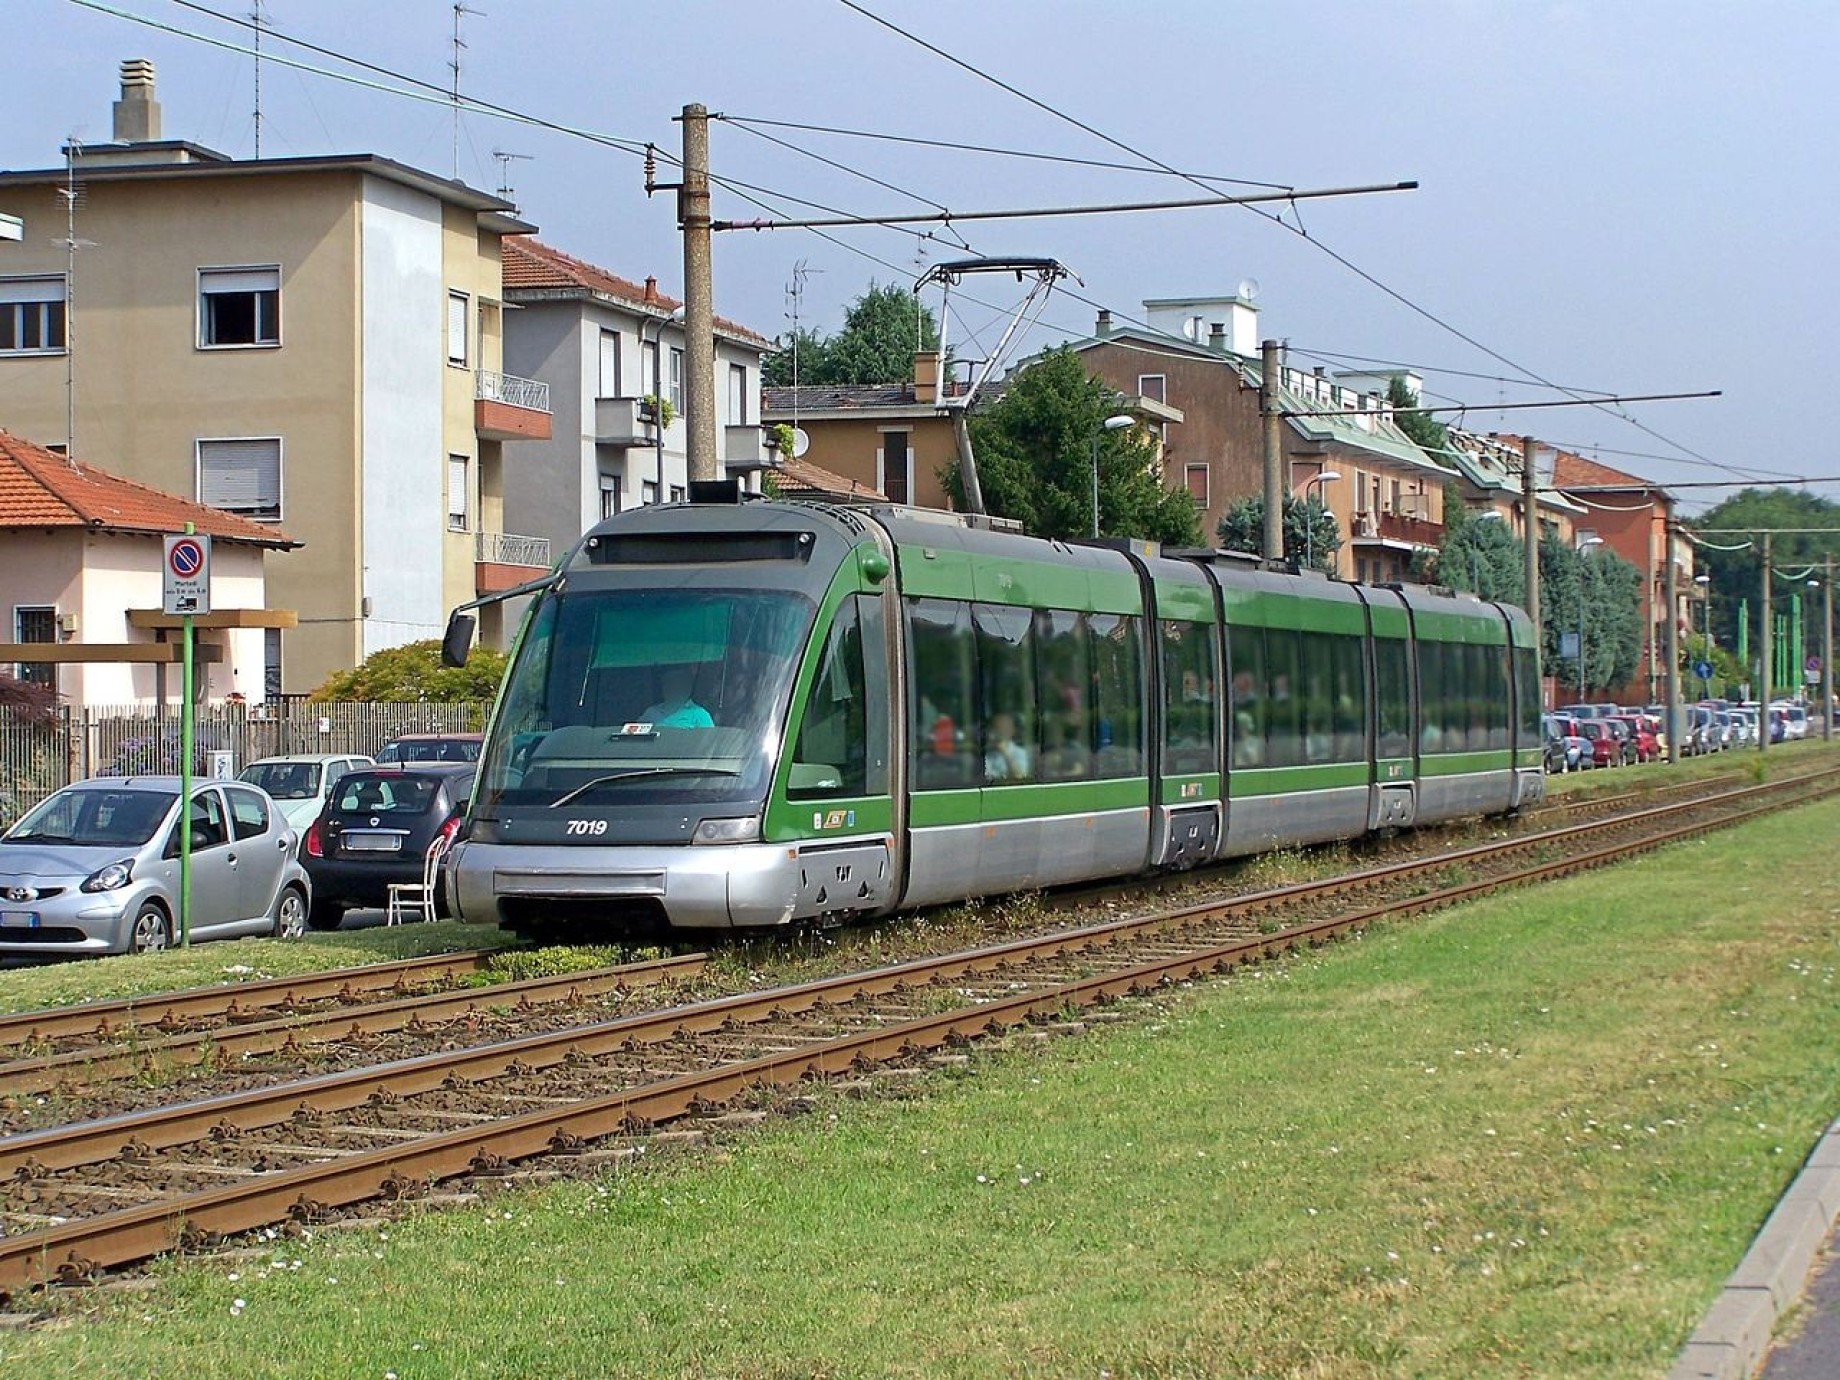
[594,395,661,448]
[1349,510,1443,549]
[475,370,552,441]
[474,530,552,595]
[724,424,765,472]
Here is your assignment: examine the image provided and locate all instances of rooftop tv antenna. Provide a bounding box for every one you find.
[251,0,266,157]
[54,138,95,467]
[784,259,820,432]
[450,2,484,180]
[917,256,1075,514]
[490,148,531,208]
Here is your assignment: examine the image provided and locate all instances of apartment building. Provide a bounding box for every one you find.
[0,61,551,694]
[499,237,769,555]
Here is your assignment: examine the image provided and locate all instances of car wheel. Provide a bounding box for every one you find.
[307,900,346,932]
[130,902,171,954]
[273,886,309,940]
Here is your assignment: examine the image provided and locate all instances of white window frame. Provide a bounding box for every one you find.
[598,471,621,520]
[196,436,283,522]
[197,265,281,349]
[642,479,660,507]
[727,362,748,425]
[1138,373,1166,404]
[447,454,470,532]
[1184,463,1209,506]
[12,605,56,687]
[668,347,684,412]
[0,275,68,355]
[598,328,622,400]
[447,290,469,366]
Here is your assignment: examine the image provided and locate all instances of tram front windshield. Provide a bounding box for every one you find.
[474,585,814,813]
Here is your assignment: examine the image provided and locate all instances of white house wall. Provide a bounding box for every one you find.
[358,175,444,658]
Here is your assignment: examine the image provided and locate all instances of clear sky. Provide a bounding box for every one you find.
[6,0,1834,514]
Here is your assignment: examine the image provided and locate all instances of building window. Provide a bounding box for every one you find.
[728,363,748,425]
[1184,463,1209,505]
[598,329,622,399]
[447,291,468,366]
[198,267,280,347]
[0,276,67,354]
[598,472,621,521]
[670,485,686,503]
[880,431,911,505]
[197,437,282,521]
[13,606,55,687]
[447,454,470,532]
[642,479,659,506]
[643,340,661,398]
[263,628,282,701]
[1138,374,1166,404]
[668,347,684,412]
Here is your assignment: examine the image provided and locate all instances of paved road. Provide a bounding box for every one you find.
[1758,1241,1840,1379]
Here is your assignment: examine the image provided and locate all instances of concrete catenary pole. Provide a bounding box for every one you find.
[680,103,718,484]
[1826,554,1835,742]
[1521,436,1541,642]
[1759,531,1772,755]
[1663,511,1681,762]
[1260,340,1283,564]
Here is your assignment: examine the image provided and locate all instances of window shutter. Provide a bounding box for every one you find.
[198,438,281,519]
[200,267,279,295]
[0,275,65,304]
[448,292,468,364]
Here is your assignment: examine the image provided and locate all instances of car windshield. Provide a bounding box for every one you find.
[475,584,814,813]
[4,787,176,847]
[239,761,322,800]
[334,774,443,815]
[380,739,480,763]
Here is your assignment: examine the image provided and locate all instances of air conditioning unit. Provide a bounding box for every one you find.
[57,612,79,634]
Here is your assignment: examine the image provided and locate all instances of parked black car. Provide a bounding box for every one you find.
[300,764,473,929]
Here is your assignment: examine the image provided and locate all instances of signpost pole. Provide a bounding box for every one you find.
[179,522,195,947]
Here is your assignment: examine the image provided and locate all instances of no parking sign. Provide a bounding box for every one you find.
[163,533,212,615]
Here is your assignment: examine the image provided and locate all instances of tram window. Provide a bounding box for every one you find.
[1301,634,1334,763]
[1374,636,1411,759]
[975,603,1037,784]
[1482,642,1511,750]
[908,598,979,790]
[1160,619,1218,774]
[1036,609,1092,780]
[1417,641,1449,753]
[1514,645,1542,745]
[1227,624,1265,767]
[788,597,886,799]
[1332,634,1365,762]
[1264,627,1302,767]
[1088,613,1144,778]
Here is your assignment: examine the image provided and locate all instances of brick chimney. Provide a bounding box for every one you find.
[643,276,659,306]
[112,58,162,143]
[913,350,940,404]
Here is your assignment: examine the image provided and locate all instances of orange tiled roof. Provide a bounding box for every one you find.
[0,429,297,546]
[1550,448,1658,491]
[502,236,771,348]
[768,455,886,502]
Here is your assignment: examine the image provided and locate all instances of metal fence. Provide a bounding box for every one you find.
[0,700,489,827]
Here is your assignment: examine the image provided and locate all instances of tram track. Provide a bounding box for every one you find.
[2,763,1834,1302]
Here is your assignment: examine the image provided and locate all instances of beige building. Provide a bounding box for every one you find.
[0,61,551,695]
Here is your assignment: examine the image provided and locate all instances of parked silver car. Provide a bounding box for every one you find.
[0,777,312,957]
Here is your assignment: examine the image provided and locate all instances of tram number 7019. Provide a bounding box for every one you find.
[564,819,608,836]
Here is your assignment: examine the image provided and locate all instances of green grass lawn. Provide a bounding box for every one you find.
[4,792,1839,1377]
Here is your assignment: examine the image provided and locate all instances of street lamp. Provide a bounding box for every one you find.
[1576,535,1604,697]
[1302,469,1342,572]
[1694,573,1712,694]
[1091,414,1134,538]
[642,304,686,503]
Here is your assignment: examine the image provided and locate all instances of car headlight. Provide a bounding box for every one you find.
[692,816,761,845]
[81,859,135,893]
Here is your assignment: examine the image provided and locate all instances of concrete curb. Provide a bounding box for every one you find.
[1671,1119,1840,1380]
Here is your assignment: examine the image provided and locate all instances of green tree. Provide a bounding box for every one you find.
[941,347,1201,546]
[1541,534,1641,697]
[1387,376,1449,454]
[1433,510,1524,602]
[762,282,941,387]
[310,639,507,704]
[1215,493,1341,573]
[1689,487,1840,659]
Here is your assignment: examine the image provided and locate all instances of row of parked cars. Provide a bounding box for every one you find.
[1543,698,1817,772]
[0,735,481,958]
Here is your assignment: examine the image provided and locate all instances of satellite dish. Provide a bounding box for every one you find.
[1181,316,1201,341]
[1238,277,1261,302]
[790,427,810,459]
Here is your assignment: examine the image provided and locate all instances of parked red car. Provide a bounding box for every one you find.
[1575,719,1622,768]
[1610,715,1659,763]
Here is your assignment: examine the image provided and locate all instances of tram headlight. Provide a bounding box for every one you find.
[692,816,760,845]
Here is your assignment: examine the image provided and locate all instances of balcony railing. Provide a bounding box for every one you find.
[475,530,551,569]
[475,370,551,413]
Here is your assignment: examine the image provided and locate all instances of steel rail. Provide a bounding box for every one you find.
[4,770,1833,1296]
[0,950,501,1049]
[1,953,708,1095]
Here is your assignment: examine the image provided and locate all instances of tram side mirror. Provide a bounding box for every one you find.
[441,612,477,668]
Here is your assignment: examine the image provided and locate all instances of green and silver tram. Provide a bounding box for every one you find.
[446,496,1542,938]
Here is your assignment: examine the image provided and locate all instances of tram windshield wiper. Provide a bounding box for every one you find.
[547,766,741,808]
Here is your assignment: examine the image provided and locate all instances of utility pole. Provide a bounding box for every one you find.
[679,103,718,484]
[1521,436,1541,640]
[1759,531,1772,755]
[1260,340,1283,564]
[1663,511,1681,763]
[1826,553,1835,743]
